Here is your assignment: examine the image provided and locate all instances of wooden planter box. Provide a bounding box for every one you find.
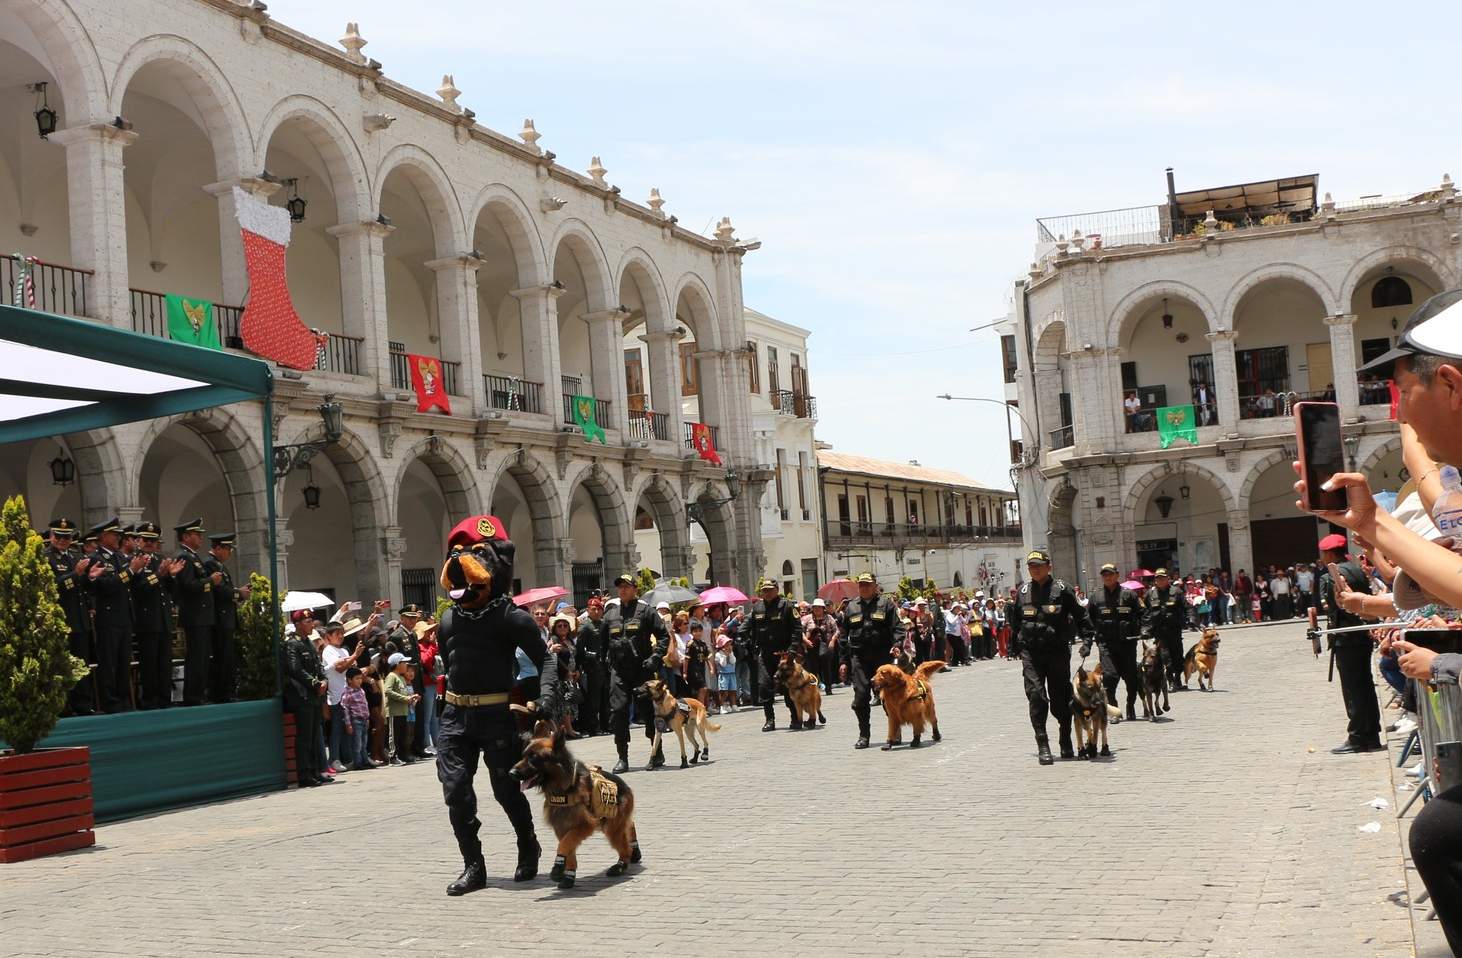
[0,746,95,863]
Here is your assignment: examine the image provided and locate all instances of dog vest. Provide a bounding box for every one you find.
[544,766,623,822]
[910,679,930,702]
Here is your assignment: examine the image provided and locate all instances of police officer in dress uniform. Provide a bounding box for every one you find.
[131,522,175,709]
[1142,568,1187,693]
[206,533,247,703]
[575,595,609,736]
[1014,549,1093,765]
[173,518,218,706]
[837,572,901,750]
[88,517,146,712]
[1311,533,1384,753]
[435,515,557,896]
[1089,562,1145,721]
[603,572,670,774]
[45,518,95,716]
[748,577,800,731]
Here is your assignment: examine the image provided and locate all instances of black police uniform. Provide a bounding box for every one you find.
[805,611,837,695]
[131,538,174,710]
[1142,582,1187,692]
[436,545,557,893]
[1089,583,1145,718]
[174,529,216,706]
[838,590,901,746]
[205,540,240,703]
[45,524,95,715]
[280,628,326,785]
[1320,561,1382,750]
[575,615,608,736]
[89,530,135,713]
[748,591,799,729]
[603,594,670,767]
[1015,576,1092,759]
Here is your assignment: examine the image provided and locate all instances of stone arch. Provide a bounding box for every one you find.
[631,471,692,577]
[373,143,466,254]
[1358,434,1403,479]
[62,428,128,528]
[11,0,109,123]
[615,248,673,334]
[1238,449,1292,510]
[390,436,482,520]
[130,406,267,524]
[686,477,737,585]
[284,421,390,596]
[108,34,253,178]
[488,448,565,545]
[1221,262,1339,328]
[548,219,615,313]
[1106,280,1219,346]
[255,94,370,223]
[563,460,632,563]
[467,183,549,285]
[1339,245,1456,311]
[1126,459,1237,526]
[1032,308,1066,349]
[670,270,723,351]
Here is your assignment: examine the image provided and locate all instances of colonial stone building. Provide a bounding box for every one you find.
[0,0,767,603]
[1011,170,1459,582]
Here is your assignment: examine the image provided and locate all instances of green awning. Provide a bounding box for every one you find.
[0,302,272,443]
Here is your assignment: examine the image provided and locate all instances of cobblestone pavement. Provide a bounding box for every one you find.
[1,621,1418,957]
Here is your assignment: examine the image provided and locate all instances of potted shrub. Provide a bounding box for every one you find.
[0,495,94,863]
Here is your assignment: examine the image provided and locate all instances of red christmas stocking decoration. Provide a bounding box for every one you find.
[233,187,317,370]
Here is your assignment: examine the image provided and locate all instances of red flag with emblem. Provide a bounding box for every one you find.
[691,422,722,466]
[408,353,451,414]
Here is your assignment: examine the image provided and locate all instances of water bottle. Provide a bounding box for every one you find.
[1433,465,1462,552]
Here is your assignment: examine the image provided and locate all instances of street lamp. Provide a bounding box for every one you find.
[31,83,56,139]
[284,178,307,223]
[1154,493,1175,518]
[272,396,344,482]
[687,468,740,522]
[49,454,74,486]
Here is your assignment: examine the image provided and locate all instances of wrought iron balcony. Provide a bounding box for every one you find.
[485,375,543,414]
[629,408,669,441]
[2,254,90,318]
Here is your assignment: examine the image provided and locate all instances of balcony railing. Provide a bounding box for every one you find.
[682,420,721,450]
[129,287,243,348]
[2,254,90,318]
[628,409,669,442]
[485,375,544,414]
[1238,389,1331,420]
[1049,424,1074,449]
[771,389,817,419]
[316,332,363,375]
[562,393,612,429]
[390,346,460,395]
[825,520,1023,547]
[1359,381,1392,407]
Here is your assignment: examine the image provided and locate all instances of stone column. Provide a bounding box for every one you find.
[1207,329,1240,431]
[535,536,572,591]
[1325,314,1360,419]
[204,176,282,308]
[271,520,295,592]
[382,526,406,608]
[327,220,395,387]
[582,309,630,434]
[511,285,566,420]
[51,122,138,326]
[1225,511,1253,582]
[643,329,685,445]
[426,254,486,414]
[660,542,696,581]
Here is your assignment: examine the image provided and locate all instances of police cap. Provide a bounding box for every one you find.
[174,517,206,536]
[757,577,778,592]
[613,572,637,587]
[209,531,236,548]
[136,522,161,540]
[855,572,875,584]
[1154,567,1170,578]
[1025,549,1051,565]
[90,516,121,538]
[48,517,78,537]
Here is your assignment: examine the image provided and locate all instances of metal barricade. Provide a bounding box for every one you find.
[1407,629,1462,796]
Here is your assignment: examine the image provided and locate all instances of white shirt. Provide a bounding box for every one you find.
[322,644,350,704]
[942,610,964,635]
[1271,577,1290,595]
[1295,570,1314,592]
[1124,395,1141,415]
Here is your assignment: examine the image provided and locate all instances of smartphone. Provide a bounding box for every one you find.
[1295,402,1347,512]
[1401,628,1462,655]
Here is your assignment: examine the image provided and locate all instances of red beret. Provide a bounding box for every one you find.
[447,515,509,548]
[1318,533,1348,552]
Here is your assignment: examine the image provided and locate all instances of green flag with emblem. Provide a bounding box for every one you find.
[1156,404,1198,449]
[571,394,606,444]
[164,294,221,349]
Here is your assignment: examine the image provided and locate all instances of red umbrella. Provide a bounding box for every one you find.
[513,585,569,608]
[818,579,858,603]
[1129,568,1153,580]
[697,585,750,606]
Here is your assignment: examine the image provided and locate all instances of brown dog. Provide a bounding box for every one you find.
[509,717,640,890]
[870,660,944,750]
[777,651,826,728]
[1183,628,1221,691]
[1070,664,1117,758]
[1140,642,1168,718]
[639,678,721,768]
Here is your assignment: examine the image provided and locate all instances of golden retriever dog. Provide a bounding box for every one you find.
[777,650,826,729]
[639,678,721,768]
[1183,627,1221,691]
[870,660,944,750]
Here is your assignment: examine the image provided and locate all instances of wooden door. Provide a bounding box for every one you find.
[1305,342,1334,396]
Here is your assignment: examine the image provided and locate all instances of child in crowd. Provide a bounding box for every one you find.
[383,652,419,766]
[684,620,711,710]
[714,632,737,713]
[341,667,373,770]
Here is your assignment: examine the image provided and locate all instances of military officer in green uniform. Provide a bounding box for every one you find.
[836,572,901,750]
[1087,562,1145,721]
[206,532,248,703]
[1142,568,1187,693]
[131,522,177,709]
[747,577,800,731]
[1014,549,1092,765]
[89,517,148,712]
[173,518,218,706]
[45,518,94,716]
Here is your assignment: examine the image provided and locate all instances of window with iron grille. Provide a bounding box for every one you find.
[400,568,436,612]
[1235,345,1290,402]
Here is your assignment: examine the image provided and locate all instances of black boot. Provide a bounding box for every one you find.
[1126,704,1137,722]
[611,745,629,775]
[447,859,487,896]
[1058,729,1075,760]
[1036,735,1054,766]
[514,838,540,882]
[854,735,870,750]
[762,719,776,732]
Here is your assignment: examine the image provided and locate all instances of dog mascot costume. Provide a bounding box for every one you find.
[435,515,557,896]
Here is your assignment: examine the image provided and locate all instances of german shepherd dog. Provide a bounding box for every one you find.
[870,660,944,750]
[639,678,722,768]
[777,650,826,728]
[1070,664,1118,758]
[1139,642,1168,718]
[1184,627,1221,691]
[509,717,640,890]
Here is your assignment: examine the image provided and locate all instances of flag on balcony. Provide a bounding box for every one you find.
[408,353,451,415]
[164,294,221,349]
[690,422,722,465]
[571,394,606,444]
[1156,404,1198,449]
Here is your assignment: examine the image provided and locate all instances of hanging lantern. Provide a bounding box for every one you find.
[49,454,75,486]
[32,82,57,140]
[285,178,307,223]
[1153,493,1175,518]
[302,482,322,510]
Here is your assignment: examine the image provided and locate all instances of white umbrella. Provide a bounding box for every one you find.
[280,590,335,613]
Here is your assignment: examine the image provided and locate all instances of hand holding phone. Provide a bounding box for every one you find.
[1295,402,1347,512]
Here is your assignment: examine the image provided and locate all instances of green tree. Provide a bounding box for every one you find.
[0,495,83,753]
[235,572,283,700]
[896,576,921,602]
[636,567,657,594]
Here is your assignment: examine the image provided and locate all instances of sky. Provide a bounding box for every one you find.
[274,0,1461,490]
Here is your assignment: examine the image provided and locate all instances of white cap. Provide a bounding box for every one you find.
[811,598,826,608]
[656,601,671,611]
[387,652,408,666]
